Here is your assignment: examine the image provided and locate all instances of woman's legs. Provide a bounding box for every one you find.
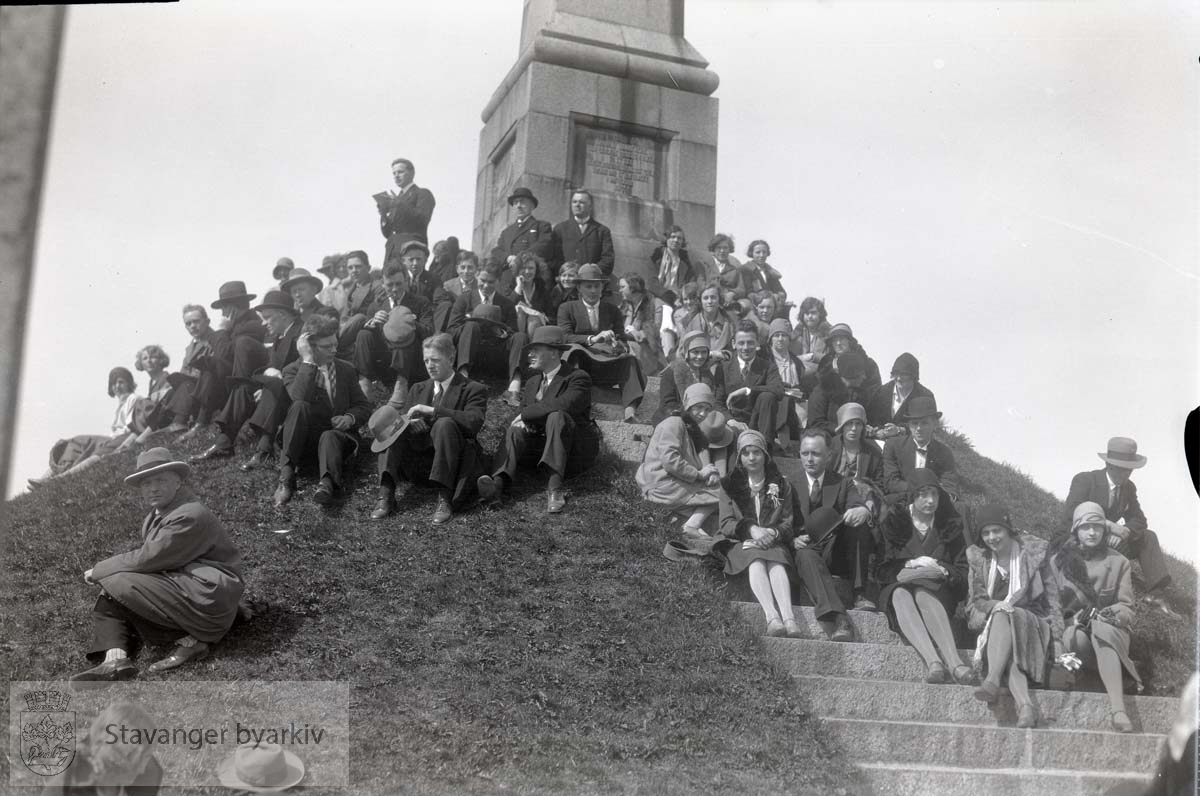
[683,504,716,530]
[748,560,782,624]
[891,588,939,665]
[1006,659,1031,706]
[767,562,795,623]
[914,588,961,667]
[983,610,1013,686]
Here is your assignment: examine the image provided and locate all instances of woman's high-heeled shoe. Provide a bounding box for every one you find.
[765,619,786,637]
[951,665,978,686]
[1016,703,1037,728]
[973,680,1000,704]
[1110,710,1133,733]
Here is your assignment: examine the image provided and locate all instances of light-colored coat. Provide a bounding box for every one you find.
[636,416,719,508]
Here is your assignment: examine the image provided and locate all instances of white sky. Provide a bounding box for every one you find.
[11,1,1199,560]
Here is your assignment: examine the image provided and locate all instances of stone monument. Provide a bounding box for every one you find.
[473,0,719,279]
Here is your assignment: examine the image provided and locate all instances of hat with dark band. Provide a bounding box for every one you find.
[507,186,539,208]
[211,281,257,309]
[1097,436,1147,469]
[253,290,298,315]
[124,447,191,485]
[281,268,323,293]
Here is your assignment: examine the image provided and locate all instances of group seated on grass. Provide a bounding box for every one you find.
[32,181,1187,738]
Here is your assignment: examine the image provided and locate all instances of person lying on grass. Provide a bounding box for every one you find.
[72,448,244,681]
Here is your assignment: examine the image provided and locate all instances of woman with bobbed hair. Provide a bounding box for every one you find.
[1052,502,1143,732]
[791,297,831,375]
[748,292,780,346]
[133,344,174,442]
[508,251,554,335]
[743,239,787,311]
[618,272,664,375]
[34,367,143,485]
[877,468,972,684]
[650,225,698,297]
[708,233,750,311]
[966,504,1063,729]
[682,282,738,356]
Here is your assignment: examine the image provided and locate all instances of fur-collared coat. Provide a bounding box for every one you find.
[716,459,796,575]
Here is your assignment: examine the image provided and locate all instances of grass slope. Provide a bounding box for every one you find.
[2,394,860,796]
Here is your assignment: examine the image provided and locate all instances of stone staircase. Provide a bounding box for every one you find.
[732,601,1173,795]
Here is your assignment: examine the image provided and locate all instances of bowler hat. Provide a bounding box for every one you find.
[837,351,866,380]
[382,306,417,347]
[1097,436,1146,469]
[398,239,430,257]
[524,325,570,351]
[835,402,866,433]
[680,330,711,354]
[507,187,539,208]
[281,268,323,293]
[253,290,298,315]
[891,352,920,379]
[367,405,411,453]
[217,742,305,793]
[124,447,191,485]
[576,263,605,283]
[683,383,716,411]
[702,410,735,448]
[210,281,257,309]
[803,506,843,543]
[826,323,856,342]
[900,396,942,422]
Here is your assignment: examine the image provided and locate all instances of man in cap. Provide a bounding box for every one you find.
[353,262,434,403]
[185,282,268,447]
[497,187,554,271]
[807,349,874,434]
[367,333,488,524]
[71,448,244,680]
[551,189,614,288]
[447,262,528,406]
[719,320,782,442]
[274,315,372,507]
[281,267,339,325]
[393,239,435,302]
[791,428,874,634]
[865,352,935,438]
[1060,437,1173,608]
[882,396,961,500]
[379,157,436,267]
[556,263,646,422]
[477,326,601,514]
[164,304,222,436]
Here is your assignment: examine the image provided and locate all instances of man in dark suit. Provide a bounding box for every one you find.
[496,187,554,273]
[432,250,479,333]
[882,396,961,500]
[236,291,305,471]
[379,157,436,267]
[188,282,269,457]
[353,262,434,401]
[447,262,528,405]
[166,304,223,436]
[397,239,437,302]
[865,352,935,438]
[721,321,782,442]
[550,189,614,288]
[337,249,390,352]
[1060,437,1173,603]
[791,428,873,639]
[477,326,600,514]
[274,315,372,507]
[367,333,488,524]
[556,263,645,422]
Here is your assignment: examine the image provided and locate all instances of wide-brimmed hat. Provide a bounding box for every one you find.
[398,239,430,258]
[680,330,711,354]
[507,186,539,208]
[1097,436,1146,469]
[253,290,298,315]
[382,306,417,347]
[1071,501,1108,534]
[576,263,605,283]
[217,742,305,793]
[523,325,570,351]
[767,318,792,339]
[367,404,411,453]
[803,506,843,543]
[837,351,866,380]
[683,383,716,411]
[900,396,942,422]
[702,410,735,448]
[835,402,866,433]
[281,268,323,293]
[211,281,257,309]
[891,352,919,379]
[124,447,191,484]
[974,504,1013,537]
[826,323,856,342]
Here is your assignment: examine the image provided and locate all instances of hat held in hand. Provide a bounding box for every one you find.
[382,306,417,347]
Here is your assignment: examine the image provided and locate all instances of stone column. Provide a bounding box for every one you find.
[473,0,719,280]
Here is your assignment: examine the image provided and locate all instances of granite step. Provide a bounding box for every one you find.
[825,716,1164,774]
[791,673,1178,735]
[764,635,972,683]
[732,601,903,645]
[855,762,1152,796]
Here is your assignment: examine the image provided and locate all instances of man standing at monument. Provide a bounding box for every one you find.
[378,157,436,268]
[497,187,554,273]
[551,190,614,289]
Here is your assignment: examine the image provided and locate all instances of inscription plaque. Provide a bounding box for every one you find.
[571,118,669,201]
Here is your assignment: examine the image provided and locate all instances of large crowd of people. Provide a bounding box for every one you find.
[42,159,1183,740]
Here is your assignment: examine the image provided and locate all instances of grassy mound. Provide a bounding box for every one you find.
[1,395,860,795]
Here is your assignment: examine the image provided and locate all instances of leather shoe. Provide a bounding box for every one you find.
[783,619,803,639]
[829,614,855,642]
[238,450,275,472]
[431,496,452,525]
[146,641,210,673]
[952,665,978,686]
[924,661,950,684]
[371,489,397,520]
[70,658,138,682]
[546,488,565,514]
[1110,709,1133,733]
[273,480,295,507]
[853,594,877,612]
[313,478,335,506]
[500,390,521,408]
[1016,703,1038,729]
[765,619,786,637]
[190,444,234,462]
[476,475,499,502]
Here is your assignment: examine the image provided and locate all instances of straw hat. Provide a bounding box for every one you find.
[1097,437,1146,469]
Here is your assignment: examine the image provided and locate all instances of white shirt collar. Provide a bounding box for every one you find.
[541,363,563,384]
[806,471,823,490]
[434,375,454,393]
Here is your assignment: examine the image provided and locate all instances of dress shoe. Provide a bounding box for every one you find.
[1016,703,1038,729]
[273,479,295,507]
[476,475,500,502]
[146,641,210,673]
[783,619,803,639]
[924,661,950,684]
[312,478,335,506]
[853,594,877,612]
[190,443,234,462]
[238,450,275,472]
[177,424,204,442]
[431,496,453,525]
[371,488,397,520]
[829,614,855,642]
[546,488,566,514]
[973,680,1000,704]
[765,619,786,637]
[70,658,138,682]
[952,665,978,686]
[1110,710,1133,733]
[500,390,521,408]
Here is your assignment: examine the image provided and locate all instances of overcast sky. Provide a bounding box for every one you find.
[11,1,1198,559]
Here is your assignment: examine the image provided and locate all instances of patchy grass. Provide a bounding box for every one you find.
[1,392,861,795]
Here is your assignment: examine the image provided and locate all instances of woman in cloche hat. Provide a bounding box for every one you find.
[71,448,245,681]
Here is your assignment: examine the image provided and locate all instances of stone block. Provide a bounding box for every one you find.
[668,140,717,205]
[518,112,571,180]
[732,601,901,646]
[765,636,972,683]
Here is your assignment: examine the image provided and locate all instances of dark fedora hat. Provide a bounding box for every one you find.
[281,268,323,293]
[900,396,942,422]
[522,325,570,352]
[124,447,191,484]
[253,290,299,315]
[1098,436,1147,469]
[507,187,539,207]
[211,281,257,309]
[802,506,843,544]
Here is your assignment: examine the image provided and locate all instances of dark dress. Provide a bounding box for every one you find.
[715,460,796,575]
[876,494,968,636]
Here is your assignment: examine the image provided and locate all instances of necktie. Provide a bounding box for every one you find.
[318,364,336,405]
[433,381,443,405]
[536,375,551,401]
[586,303,598,329]
[914,446,928,469]
[1110,484,1120,510]
[809,477,821,507]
